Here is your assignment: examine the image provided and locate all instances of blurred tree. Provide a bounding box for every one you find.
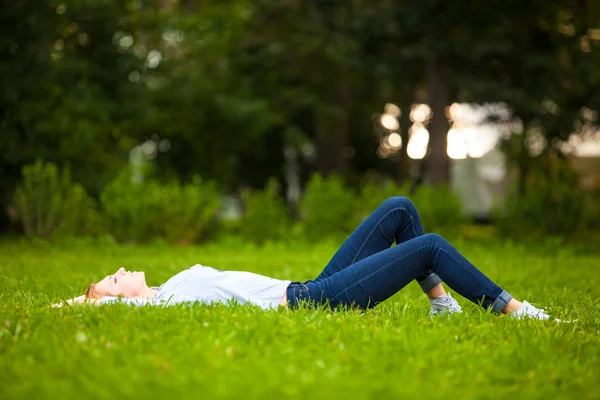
[0,0,145,229]
[1,0,599,236]
[453,0,600,192]
[371,0,518,184]
[134,0,284,191]
[235,0,390,179]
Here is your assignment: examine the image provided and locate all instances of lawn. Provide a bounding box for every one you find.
[0,237,599,400]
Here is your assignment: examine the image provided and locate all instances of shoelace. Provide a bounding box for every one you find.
[524,306,549,319]
[432,299,461,311]
[527,303,546,314]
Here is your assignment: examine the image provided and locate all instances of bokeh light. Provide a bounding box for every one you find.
[410,104,432,124]
[526,128,547,156]
[77,33,89,46]
[447,129,467,160]
[380,113,399,131]
[158,139,171,152]
[581,107,598,122]
[384,103,401,118]
[142,140,157,158]
[119,35,134,49]
[387,132,402,149]
[448,103,462,120]
[162,30,185,45]
[407,124,429,159]
[146,50,162,69]
[128,71,140,83]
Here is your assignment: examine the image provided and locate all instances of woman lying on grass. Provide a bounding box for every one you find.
[53,197,554,320]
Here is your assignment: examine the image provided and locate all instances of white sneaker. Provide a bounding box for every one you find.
[511,301,578,322]
[429,292,462,317]
[511,300,550,320]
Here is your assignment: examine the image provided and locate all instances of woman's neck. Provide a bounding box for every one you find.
[140,286,158,299]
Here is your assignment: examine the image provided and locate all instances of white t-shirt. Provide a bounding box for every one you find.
[102,265,291,310]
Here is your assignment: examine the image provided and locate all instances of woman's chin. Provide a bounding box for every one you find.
[137,272,148,288]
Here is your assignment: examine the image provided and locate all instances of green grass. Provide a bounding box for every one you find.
[0,237,599,400]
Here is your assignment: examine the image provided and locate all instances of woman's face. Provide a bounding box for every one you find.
[94,267,147,298]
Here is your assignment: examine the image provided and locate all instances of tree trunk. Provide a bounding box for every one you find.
[396,99,413,185]
[315,87,349,176]
[423,58,450,184]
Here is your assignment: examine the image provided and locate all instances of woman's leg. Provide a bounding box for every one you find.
[289,233,513,311]
[312,197,443,295]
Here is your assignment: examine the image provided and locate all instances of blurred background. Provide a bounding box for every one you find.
[1,0,599,246]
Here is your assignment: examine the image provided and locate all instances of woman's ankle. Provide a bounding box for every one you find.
[426,283,447,300]
[502,298,523,314]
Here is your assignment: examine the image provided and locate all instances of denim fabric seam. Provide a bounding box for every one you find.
[329,242,504,307]
[331,246,426,304]
[351,206,418,265]
[430,244,500,294]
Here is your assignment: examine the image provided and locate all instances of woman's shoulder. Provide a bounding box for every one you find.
[166,264,219,282]
[189,264,218,270]
[188,264,223,273]
[157,264,218,296]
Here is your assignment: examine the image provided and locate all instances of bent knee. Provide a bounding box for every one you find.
[424,233,446,245]
[383,196,415,210]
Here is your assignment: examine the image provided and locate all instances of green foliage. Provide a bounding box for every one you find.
[2,0,600,241]
[494,158,597,239]
[1,0,142,207]
[298,174,357,241]
[239,178,291,245]
[136,0,283,190]
[410,184,466,236]
[357,179,465,236]
[13,160,99,239]
[161,177,222,245]
[357,179,412,221]
[100,170,149,242]
[100,171,221,244]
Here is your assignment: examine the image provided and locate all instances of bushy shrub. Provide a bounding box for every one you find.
[14,160,99,239]
[101,171,221,244]
[357,179,411,221]
[357,179,465,236]
[411,184,465,235]
[161,176,222,244]
[494,158,593,239]
[298,174,357,241]
[99,170,144,242]
[239,178,291,245]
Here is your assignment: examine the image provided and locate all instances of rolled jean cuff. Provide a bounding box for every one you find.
[490,290,513,313]
[286,282,311,309]
[418,273,442,293]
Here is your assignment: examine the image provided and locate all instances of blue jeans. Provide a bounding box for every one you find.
[286,197,512,312]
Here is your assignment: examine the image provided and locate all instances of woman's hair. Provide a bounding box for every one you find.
[84,283,102,299]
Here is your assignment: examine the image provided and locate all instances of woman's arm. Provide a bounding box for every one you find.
[101,296,159,306]
[51,295,102,307]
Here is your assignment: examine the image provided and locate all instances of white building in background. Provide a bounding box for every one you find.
[446,103,511,218]
[451,148,507,218]
[378,102,600,218]
[444,103,600,218]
